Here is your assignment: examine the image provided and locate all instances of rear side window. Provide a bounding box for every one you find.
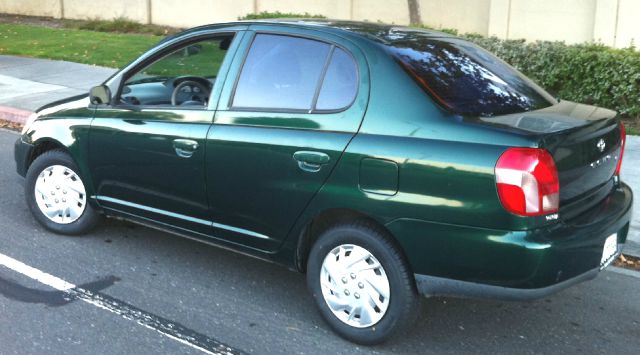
[388,37,556,117]
[233,34,330,110]
[232,34,358,112]
[316,48,358,111]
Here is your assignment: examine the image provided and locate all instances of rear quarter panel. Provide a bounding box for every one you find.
[286,38,543,233]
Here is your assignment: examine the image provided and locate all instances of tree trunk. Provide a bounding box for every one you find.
[407,0,422,25]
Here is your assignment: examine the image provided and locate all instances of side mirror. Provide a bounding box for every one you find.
[90,85,111,105]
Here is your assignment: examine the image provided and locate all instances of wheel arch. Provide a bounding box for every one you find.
[294,208,412,274]
[28,138,69,169]
[22,114,96,196]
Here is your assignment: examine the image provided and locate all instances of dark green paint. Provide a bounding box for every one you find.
[89,112,213,233]
[15,20,633,296]
[359,158,398,196]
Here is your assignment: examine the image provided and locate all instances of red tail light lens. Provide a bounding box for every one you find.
[615,122,626,176]
[495,148,559,216]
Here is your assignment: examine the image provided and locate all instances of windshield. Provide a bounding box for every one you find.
[387,36,556,117]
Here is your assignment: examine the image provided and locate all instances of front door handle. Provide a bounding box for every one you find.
[293,151,330,173]
[173,139,199,158]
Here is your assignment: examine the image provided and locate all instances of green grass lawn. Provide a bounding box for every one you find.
[140,40,228,78]
[0,23,161,68]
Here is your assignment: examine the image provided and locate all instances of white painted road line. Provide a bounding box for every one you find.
[0,252,242,355]
[0,253,76,291]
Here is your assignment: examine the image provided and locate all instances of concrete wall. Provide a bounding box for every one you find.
[607,0,640,48]
[0,0,61,18]
[63,0,149,23]
[500,0,598,43]
[420,0,491,36]
[152,0,254,28]
[351,0,409,24]
[593,0,618,45]
[0,0,639,48]
[590,0,640,47]
[258,0,351,20]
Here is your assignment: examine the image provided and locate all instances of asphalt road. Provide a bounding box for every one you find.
[0,128,638,355]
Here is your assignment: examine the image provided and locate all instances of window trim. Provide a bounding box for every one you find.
[112,32,237,111]
[228,31,360,115]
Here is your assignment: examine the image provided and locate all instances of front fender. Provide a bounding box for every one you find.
[21,100,95,198]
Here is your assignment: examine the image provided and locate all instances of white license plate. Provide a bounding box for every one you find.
[600,233,618,269]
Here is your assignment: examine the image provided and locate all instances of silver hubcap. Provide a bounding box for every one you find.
[320,244,390,328]
[34,165,86,224]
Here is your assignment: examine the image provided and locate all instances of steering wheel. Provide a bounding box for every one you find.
[171,80,211,106]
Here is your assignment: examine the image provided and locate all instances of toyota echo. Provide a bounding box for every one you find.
[14,20,633,344]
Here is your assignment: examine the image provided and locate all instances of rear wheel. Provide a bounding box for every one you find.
[307,220,420,344]
[25,150,99,235]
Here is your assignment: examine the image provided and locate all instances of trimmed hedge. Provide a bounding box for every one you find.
[466,36,640,120]
[239,11,326,20]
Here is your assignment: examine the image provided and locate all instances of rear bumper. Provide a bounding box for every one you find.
[414,267,599,301]
[14,137,33,177]
[387,182,633,299]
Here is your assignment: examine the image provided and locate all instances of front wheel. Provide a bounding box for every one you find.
[25,150,99,235]
[307,220,420,345]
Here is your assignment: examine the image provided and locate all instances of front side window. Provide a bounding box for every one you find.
[388,36,556,117]
[120,35,234,107]
[232,34,358,112]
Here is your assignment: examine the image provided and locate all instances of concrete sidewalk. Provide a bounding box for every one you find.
[0,54,638,257]
[622,136,640,256]
[0,55,116,121]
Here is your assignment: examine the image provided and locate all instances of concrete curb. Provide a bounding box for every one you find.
[0,106,31,124]
[609,266,640,279]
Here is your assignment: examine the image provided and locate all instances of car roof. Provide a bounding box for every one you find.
[164,19,458,46]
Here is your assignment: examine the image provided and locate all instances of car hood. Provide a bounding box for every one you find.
[35,93,91,118]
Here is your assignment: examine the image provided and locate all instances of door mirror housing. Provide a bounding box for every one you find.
[90,85,111,105]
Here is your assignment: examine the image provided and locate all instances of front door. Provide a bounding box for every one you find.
[206,29,369,251]
[89,32,242,233]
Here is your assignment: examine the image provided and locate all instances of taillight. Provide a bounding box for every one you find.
[615,122,626,176]
[495,148,559,216]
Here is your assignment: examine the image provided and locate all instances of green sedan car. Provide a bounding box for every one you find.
[14,20,632,344]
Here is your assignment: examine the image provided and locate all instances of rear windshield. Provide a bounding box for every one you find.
[387,36,556,117]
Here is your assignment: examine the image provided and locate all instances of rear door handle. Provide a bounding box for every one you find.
[173,139,199,158]
[293,151,330,172]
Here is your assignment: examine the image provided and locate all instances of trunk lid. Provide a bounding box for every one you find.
[476,101,622,219]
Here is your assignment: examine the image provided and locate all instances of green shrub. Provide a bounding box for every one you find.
[411,24,460,36]
[464,36,640,121]
[74,18,143,33]
[239,11,326,20]
[65,17,179,36]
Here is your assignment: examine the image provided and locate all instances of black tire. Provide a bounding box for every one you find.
[307,220,420,345]
[25,150,99,235]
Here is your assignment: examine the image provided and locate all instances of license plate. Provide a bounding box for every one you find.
[600,233,618,269]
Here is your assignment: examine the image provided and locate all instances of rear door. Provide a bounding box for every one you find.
[206,27,369,251]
